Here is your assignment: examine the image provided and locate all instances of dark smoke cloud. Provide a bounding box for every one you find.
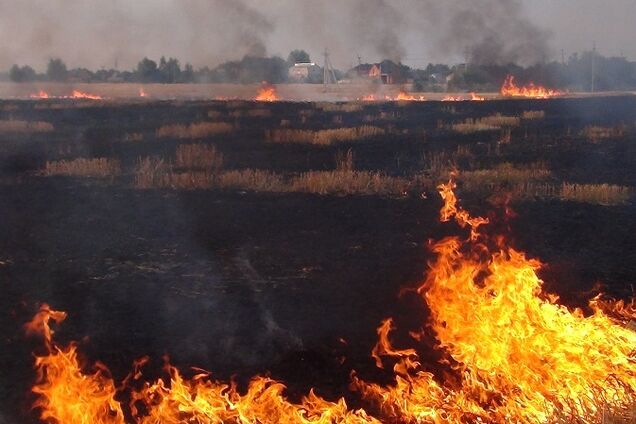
[437,0,552,65]
[0,0,563,70]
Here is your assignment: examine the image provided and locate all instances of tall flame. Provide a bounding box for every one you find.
[500,75,563,99]
[23,179,636,423]
[354,178,636,422]
[255,86,279,102]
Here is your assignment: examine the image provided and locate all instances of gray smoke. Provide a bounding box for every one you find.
[0,0,561,70]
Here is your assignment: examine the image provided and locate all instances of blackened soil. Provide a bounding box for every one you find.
[0,96,635,422]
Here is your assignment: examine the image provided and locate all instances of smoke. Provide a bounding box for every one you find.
[435,0,553,65]
[0,0,554,70]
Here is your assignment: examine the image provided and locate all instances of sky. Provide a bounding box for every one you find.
[0,0,634,72]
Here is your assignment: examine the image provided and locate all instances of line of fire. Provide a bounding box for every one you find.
[1,2,636,423]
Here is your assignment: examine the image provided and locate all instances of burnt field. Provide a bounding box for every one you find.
[1,95,636,422]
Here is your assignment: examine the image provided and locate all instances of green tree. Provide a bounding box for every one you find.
[136,57,159,82]
[46,58,68,81]
[9,65,37,82]
[287,49,311,65]
[159,57,181,83]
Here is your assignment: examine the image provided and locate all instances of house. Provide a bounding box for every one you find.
[346,60,408,84]
[288,62,321,82]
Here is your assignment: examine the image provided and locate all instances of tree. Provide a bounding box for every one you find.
[9,65,37,82]
[287,49,310,65]
[158,57,181,83]
[46,58,68,81]
[136,57,159,82]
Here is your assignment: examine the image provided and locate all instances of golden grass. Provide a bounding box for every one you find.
[461,162,551,189]
[156,121,234,139]
[0,119,54,133]
[44,158,121,177]
[580,125,626,142]
[265,126,385,145]
[123,132,143,142]
[511,181,632,205]
[451,113,520,134]
[175,144,224,170]
[521,110,545,120]
[290,171,415,196]
[316,102,364,113]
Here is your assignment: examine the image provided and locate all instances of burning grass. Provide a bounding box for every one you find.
[0,119,54,133]
[156,122,234,139]
[265,126,385,145]
[43,158,121,178]
[24,180,636,423]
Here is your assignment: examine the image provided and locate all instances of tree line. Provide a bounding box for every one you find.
[5,49,636,91]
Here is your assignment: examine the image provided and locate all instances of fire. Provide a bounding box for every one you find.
[139,88,147,98]
[360,94,376,102]
[255,86,279,102]
[25,304,125,424]
[469,92,485,101]
[501,75,563,98]
[23,180,636,423]
[29,90,50,99]
[353,177,636,422]
[442,96,463,102]
[442,93,485,102]
[70,90,103,100]
[25,304,378,423]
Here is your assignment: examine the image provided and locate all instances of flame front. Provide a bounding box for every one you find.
[500,75,563,98]
[70,90,103,100]
[25,304,125,424]
[24,179,636,423]
[29,90,50,99]
[354,178,636,422]
[255,86,279,102]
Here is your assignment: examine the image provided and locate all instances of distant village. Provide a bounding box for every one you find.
[4,48,636,92]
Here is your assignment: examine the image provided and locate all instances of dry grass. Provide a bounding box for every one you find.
[335,149,355,171]
[290,171,421,196]
[512,181,632,205]
[316,102,364,113]
[44,157,121,177]
[0,119,54,133]
[265,126,385,145]
[522,110,545,120]
[451,113,520,134]
[135,157,170,188]
[175,144,224,170]
[156,121,234,139]
[461,162,551,190]
[123,132,143,142]
[580,125,626,142]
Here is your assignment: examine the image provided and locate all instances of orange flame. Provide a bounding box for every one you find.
[139,88,147,98]
[469,92,485,101]
[25,304,125,424]
[26,306,379,423]
[255,86,279,102]
[23,179,636,423]
[70,90,103,100]
[29,90,50,99]
[353,177,636,422]
[500,75,563,98]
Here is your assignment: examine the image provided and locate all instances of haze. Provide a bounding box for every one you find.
[0,0,634,71]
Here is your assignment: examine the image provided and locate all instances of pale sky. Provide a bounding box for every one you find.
[0,0,634,71]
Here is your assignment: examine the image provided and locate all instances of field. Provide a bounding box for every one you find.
[1,94,636,422]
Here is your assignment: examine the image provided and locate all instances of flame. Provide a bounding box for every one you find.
[25,305,378,423]
[442,96,463,102]
[500,75,563,98]
[29,90,50,99]
[469,92,485,101]
[25,304,125,424]
[255,86,279,102]
[360,94,376,102]
[353,178,636,422]
[139,88,147,98]
[23,181,636,422]
[70,90,103,100]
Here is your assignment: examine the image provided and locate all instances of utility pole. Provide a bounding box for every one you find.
[591,41,596,92]
[323,48,337,92]
[357,54,362,66]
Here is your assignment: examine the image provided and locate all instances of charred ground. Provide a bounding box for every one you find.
[1,96,636,422]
